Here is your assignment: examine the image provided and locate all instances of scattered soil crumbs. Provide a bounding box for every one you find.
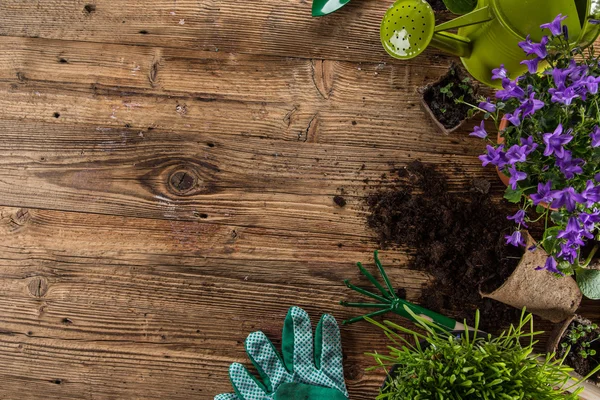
[333,195,347,208]
[422,64,477,129]
[426,0,447,11]
[558,318,600,383]
[366,161,522,332]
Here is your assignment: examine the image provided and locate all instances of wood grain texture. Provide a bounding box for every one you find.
[0,0,454,63]
[0,1,599,399]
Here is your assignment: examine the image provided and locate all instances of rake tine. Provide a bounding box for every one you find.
[342,307,393,325]
[356,262,392,299]
[340,301,390,308]
[374,250,398,299]
[343,280,389,304]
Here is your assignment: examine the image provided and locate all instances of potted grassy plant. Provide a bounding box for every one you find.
[367,308,600,399]
[466,14,600,299]
[418,62,478,135]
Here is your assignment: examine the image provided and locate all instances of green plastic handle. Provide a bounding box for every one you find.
[312,0,351,17]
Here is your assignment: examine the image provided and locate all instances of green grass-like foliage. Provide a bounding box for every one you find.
[367,308,599,399]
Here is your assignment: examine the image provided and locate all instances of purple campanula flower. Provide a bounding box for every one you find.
[552,67,571,89]
[580,210,600,232]
[508,165,527,190]
[581,180,600,207]
[590,19,600,24]
[540,14,567,36]
[491,64,508,81]
[557,243,579,264]
[497,79,525,101]
[519,92,545,117]
[479,144,507,168]
[507,209,528,227]
[555,150,584,179]
[518,35,549,59]
[530,181,555,205]
[479,98,496,113]
[549,86,579,105]
[551,187,586,212]
[470,121,488,139]
[505,144,528,164]
[557,216,585,243]
[505,109,522,126]
[582,75,600,95]
[591,125,600,147]
[569,61,588,81]
[505,230,526,247]
[596,173,600,182]
[519,136,538,155]
[521,58,540,74]
[543,124,573,158]
[536,256,563,274]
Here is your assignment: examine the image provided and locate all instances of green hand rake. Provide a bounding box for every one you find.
[341,250,464,331]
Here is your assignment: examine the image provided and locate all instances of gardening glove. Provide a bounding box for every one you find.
[215,306,349,400]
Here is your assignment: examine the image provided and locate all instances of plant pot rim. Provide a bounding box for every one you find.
[479,231,581,323]
[417,62,479,135]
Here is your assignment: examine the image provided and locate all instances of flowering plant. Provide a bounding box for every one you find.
[467,14,600,299]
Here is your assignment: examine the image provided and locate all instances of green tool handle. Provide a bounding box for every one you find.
[394,299,464,332]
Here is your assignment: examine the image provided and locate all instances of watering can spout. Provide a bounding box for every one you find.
[430,32,472,58]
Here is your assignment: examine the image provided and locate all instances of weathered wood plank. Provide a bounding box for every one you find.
[0,206,422,399]
[0,36,480,152]
[0,0,451,64]
[0,119,491,230]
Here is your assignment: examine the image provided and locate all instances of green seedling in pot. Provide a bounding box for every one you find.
[562,322,600,359]
[380,0,600,87]
[341,250,464,332]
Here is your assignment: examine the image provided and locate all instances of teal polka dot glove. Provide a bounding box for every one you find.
[215,306,349,400]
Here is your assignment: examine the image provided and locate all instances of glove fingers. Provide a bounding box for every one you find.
[282,306,314,373]
[245,331,290,391]
[229,363,268,399]
[214,394,239,400]
[314,314,348,396]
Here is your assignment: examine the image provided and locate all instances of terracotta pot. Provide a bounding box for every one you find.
[480,231,582,323]
[546,315,600,388]
[417,63,479,135]
[496,118,555,210]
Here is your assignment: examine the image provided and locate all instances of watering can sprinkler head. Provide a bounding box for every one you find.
[381,0,600,87]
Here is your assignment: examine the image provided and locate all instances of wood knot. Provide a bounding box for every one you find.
[168,170,197,194]
[28,277,48,298]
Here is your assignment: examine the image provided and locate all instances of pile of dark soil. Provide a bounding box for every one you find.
[426,0,448,11]
[423,64,477,129]
[366,161,523,332]
[558,319,600,383]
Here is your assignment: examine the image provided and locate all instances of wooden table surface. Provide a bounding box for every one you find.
[0,1,599,399]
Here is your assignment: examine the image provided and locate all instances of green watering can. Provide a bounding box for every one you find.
[381,0,600,86]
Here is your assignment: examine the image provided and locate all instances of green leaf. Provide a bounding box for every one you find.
[504,187,523,203]
[542,227,560,254]
[577,269,600,300]
[535,205,545,214]
[441,0,478,14]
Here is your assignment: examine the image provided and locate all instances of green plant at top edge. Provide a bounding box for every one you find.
[441,0,477,15]
[366,307,600,399]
